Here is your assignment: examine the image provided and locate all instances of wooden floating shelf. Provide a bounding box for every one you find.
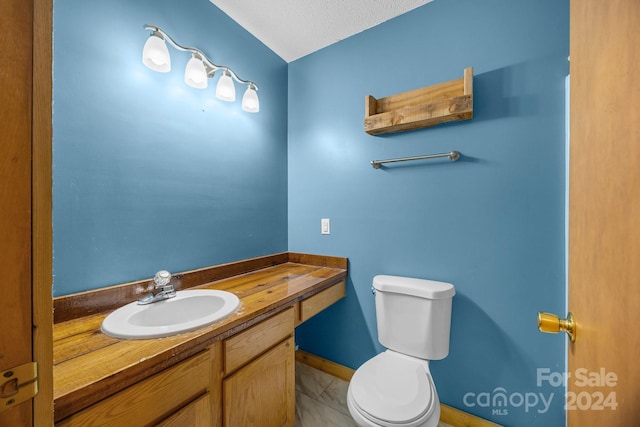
[364,67,473,135]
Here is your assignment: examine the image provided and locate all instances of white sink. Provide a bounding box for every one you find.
[101,289,240,339]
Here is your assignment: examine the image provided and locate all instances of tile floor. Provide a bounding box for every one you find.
[294,361,454,427]
[295,361,355,426]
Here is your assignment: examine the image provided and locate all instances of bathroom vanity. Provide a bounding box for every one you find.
[52,252,347,426]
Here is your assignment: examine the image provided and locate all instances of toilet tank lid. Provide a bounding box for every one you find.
[373,275,455,299]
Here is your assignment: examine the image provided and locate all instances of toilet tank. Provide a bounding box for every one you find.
[373,275,455,360]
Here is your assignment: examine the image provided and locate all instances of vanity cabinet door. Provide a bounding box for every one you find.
[223,336,295,427]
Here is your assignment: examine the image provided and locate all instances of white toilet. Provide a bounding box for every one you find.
[347,275,455,427]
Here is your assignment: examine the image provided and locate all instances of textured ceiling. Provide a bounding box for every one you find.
[209,0,433,63]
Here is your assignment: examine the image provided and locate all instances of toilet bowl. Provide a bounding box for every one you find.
[347,350,440,427]
[347,275,454,427]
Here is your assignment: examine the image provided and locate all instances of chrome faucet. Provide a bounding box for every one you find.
[138,270,176,305]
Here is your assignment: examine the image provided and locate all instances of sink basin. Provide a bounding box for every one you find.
[101,289,240,339]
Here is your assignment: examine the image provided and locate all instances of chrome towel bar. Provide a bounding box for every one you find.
[371,151,460,169]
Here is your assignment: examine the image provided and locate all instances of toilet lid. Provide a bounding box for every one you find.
[351,352,434,424]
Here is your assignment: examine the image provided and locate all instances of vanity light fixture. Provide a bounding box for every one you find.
[215,69,236,101]
[242,83,260,113]
[142,24,259,112]
[184,53,208,89]
[142,30,171,72]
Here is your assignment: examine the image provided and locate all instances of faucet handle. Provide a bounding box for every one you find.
[153,270,172,289]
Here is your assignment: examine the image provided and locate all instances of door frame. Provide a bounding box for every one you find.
[33,0,54,423]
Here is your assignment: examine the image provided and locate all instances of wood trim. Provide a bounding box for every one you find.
[440,404,503,427]
[0,0,35,424]
[295,350,354,382]
[287,252,348,269]
[209,342,223,427]
[295,351,502,427]
[32,0,53,425]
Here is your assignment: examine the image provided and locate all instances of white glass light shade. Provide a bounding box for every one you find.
[242,86,260,113]
[216,71,236,102]
[184,55,208,89]
[142,34,171,72]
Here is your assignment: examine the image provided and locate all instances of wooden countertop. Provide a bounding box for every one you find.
[53,253,347,422]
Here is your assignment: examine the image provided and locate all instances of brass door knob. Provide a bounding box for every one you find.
[538,311,576,342]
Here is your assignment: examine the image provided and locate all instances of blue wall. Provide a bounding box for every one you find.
[53,0,288,295]
[289,1,568,425]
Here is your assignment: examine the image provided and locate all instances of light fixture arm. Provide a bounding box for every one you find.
[143,24,258,90]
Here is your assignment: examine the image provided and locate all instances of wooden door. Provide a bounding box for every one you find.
[568,0,640,424]
[223,337,295,427]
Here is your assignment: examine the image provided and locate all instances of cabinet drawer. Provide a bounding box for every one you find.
[298,280,346,324]
[56,351,210,426]
[224,307,294,374]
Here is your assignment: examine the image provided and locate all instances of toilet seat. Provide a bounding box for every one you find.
[349,351,437,426]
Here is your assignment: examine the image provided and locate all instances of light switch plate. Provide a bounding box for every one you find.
[321,218,330,235]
